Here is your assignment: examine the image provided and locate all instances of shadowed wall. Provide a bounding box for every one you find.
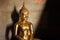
[0,0,46,40]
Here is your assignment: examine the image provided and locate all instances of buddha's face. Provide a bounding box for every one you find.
[20,11,29,21]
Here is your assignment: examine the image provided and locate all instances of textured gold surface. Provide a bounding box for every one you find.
[14,2,33,40]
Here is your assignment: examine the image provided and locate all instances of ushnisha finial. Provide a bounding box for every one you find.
[19,1,29,17]
[23,1,25,7]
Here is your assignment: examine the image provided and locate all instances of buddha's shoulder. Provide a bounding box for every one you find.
[27,21,33,25]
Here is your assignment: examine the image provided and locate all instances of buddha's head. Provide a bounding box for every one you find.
[19,2,29,21]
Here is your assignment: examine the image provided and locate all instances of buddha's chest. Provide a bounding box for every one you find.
[20,23,30,30]
[19,23,30,35]
[20,25,30,34]
[22,26,29,30]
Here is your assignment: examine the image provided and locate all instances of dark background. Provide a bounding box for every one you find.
[34,0,60,40]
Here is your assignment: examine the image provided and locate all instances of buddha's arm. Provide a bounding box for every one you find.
[31,24,33,34]
[30,24,33,40]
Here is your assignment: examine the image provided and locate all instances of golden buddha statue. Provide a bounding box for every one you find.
[14,2,33,40]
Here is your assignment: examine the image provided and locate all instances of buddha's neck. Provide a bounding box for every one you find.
[19,19,27,23]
